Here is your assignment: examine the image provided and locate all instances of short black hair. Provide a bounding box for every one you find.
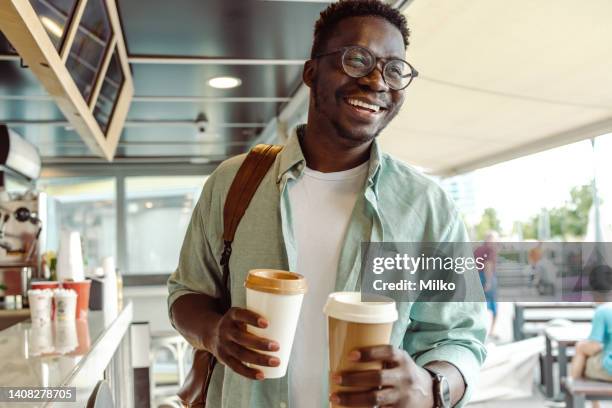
[311,0,410,59]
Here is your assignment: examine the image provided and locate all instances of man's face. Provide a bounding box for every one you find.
[307,16,407,145]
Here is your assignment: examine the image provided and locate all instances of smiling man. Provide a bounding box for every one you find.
[168,1,487,407]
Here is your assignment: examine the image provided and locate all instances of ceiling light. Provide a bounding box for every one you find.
[40,16,63,38]
[145,201,153,209]
[208,76,242,89]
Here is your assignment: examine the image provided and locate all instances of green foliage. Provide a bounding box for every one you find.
[475,207,502,241]
[521,183,595,240]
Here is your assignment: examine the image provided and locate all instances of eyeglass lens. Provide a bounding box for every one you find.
[341,47,414,90]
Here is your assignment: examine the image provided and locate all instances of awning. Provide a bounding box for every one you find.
[379,0,612,176]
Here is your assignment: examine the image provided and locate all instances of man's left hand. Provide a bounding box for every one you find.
[330,345,435,407]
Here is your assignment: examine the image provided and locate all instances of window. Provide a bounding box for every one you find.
[38,177,116,269]
[125,176,206,274]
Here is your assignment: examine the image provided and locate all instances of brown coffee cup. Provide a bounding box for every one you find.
[323,292,398,408]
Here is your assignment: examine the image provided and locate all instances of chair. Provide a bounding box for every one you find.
[150,330,192,407]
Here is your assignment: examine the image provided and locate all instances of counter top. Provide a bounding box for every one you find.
[0,302,133,407]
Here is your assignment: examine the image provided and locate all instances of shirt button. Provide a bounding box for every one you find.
[279,402,287,408]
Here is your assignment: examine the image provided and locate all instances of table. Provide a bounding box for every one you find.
[543,323,592,400]
[0,302,134,407]
[513,302,594,341]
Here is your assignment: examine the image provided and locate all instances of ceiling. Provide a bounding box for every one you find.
[4,0,610,176]
[380,0,612,175]
[0,0,332,162]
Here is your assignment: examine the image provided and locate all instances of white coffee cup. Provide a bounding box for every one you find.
[27,289,53,324]
[244,269,307,378]
[53,289,77,321]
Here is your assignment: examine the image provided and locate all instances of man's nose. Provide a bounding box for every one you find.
[356,64,389,92]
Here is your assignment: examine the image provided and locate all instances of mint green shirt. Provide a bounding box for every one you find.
[168,128,487,408]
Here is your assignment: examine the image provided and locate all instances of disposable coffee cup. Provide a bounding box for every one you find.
[323,292,398,408]
[27,289,53,324]
[54,289,77,321]
[61,280,91,319]
[244,269,307,378]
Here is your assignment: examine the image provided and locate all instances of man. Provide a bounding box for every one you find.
[168,1,487,407]
[571,265,612,408]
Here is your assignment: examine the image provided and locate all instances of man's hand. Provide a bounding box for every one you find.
[211,307,281,380]
[329,345,434,408]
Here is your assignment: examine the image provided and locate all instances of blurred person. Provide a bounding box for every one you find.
[474,231,499,337]
[527,241,543,287]
[570,265,612,408]
[168,1,488,407]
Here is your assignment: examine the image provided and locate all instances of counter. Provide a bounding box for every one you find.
[0,302,134,407]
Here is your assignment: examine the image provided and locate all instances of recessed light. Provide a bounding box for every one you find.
[208,76,242,89]
[40,16,63,38]
[145,201,153,209]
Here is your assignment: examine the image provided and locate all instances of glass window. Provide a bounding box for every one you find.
[125,176,206,274]
[93,48,124,134]
[29,0,78,51]
[37,178,116,270]
[65,0,113,103]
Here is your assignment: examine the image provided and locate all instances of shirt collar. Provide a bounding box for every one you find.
[277,124,383,194]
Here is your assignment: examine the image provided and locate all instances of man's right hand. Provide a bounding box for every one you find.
[211,307,281,380]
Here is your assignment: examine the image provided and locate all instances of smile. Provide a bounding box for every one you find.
[344,97,384,113]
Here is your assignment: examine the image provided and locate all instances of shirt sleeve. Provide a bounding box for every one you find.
[167,172,224,328]
[588,307,606,343]
[403,211,488,408]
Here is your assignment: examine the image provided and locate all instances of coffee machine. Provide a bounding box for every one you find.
[0,125,44,305]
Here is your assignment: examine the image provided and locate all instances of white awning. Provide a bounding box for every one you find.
[379,0,612,176]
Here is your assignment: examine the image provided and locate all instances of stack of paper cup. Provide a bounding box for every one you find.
[27,289,53,324]
[56,231,85,282]
[244,269,307,378]
[53,289,77,321]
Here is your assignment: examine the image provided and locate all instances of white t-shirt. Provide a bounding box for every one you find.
[288,161,369,408]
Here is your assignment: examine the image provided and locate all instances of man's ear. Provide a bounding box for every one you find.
[302,60,316,88]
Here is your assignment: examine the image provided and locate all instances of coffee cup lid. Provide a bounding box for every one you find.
[323,292,398,324]
[245,269,307,295]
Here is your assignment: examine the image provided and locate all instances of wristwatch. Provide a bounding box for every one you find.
[424,367,451,408]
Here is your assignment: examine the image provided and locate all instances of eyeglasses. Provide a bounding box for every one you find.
[312,45,419,91]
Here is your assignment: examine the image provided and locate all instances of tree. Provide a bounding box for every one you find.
[521,183,594,240]
[475,207,502,241]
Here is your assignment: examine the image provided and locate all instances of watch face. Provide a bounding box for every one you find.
[440,376,451,407]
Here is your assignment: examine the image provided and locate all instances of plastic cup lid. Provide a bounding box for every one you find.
[54,288,77,298]
[27,289,53,297]
[244,269,307,295]
[323,292,398,324]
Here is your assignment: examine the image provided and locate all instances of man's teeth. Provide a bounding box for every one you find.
[346,98,381,112]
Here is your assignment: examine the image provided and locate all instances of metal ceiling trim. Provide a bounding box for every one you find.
[0,94,291,103]
[131,96,292,103]
[1,119,267,128]
[0,52,307,65]
[128,55,306,65]
[0,54,20,61]
[36,140,251,147]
